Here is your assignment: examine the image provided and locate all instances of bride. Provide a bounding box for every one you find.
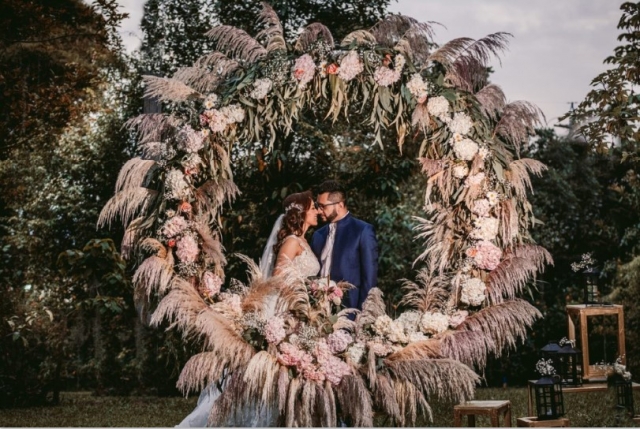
[177,191,320,427]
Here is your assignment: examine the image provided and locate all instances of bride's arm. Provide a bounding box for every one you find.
[273,237,302,276]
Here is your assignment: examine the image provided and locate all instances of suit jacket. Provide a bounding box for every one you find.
[311,213,378,310]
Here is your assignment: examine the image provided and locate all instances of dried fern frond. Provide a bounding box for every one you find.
[475,83,506,119]
[150,277,207,332]
[356,288,386,330]
[124,113,181,144]
[441,299,542,369]
[142,75,202,103]
[418,157,444,177]
[383,358,478,416]
[335,375,373,427]
[372,374,401,423]
[340,30,377,47]
[177,351,228,393]
[97,187,157,229]
[498,198,520,245]
[173,66,223,94]
[194,52,240,77]
[115,157,157,193]
[294,23,334,53]
[412,104,431,132]
[194,179,240,223]
[494,101,544,155]
[370,14,434,51]
[243,351,280,405]
[385,339,442,362]
[399,271,449,312]
[256,2,286,53]
[446,56,488,93]
[206,26,267,64]
[193,222,226,269]
[427,37,475,65]
[507,158,547,197]
[121,217,144,259]
[132,253,174,297]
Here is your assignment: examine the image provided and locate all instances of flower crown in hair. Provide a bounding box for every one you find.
[285,203,304,213]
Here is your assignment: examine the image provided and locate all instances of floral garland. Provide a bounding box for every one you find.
[99,5,552,427]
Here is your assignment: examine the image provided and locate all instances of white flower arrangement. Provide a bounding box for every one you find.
[470,216,499,241]
[406,73,429,100]
[448,112,474,135]
[373,66,401,87]
[453,138,480,161]
[249,78,273,99]
[203,93,218,109]
[420,311,449,335]
[536,358,556,377]
[165,168,190,200]
[220,104,245,124]
[427,96,450,119]
[472,199,492,217]
[571,252,596,272]
[292,54,316,88]
[453,164,469,179]
[460,276,486,306]
[486,191,499,206]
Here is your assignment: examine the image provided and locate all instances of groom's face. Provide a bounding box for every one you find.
[316,192,342,223]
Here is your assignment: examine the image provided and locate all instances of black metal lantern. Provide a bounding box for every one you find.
[582,267,601,305]
[541,341,562,378]
[615,377,634,415]
[533,376,565,420]
[558,343,583,387]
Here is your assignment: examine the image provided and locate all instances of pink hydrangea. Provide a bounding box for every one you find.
[471,240,503,271]
[176,235,199,263]
[337,51,363,81]
[264,316,286,345]
[277,342,304,366]
[373,66,401,87]
[161,216,188,238]
[201,271,222,297]
[327,329,353,354]
[206,109,229,133]
[292,54,315,88]
[320,354,351,385]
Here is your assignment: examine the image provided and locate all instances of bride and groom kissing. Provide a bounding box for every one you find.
[177,179,379,427]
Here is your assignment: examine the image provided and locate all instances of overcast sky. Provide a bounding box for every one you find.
[116,0,622,129]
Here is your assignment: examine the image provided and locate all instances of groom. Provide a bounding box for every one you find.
[311,180,378,311]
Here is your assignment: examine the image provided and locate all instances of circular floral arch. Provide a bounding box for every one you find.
[100,4,551,427]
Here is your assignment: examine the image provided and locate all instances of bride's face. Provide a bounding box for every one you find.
[304,199,319,227]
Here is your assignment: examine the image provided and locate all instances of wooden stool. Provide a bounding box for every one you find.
[517,416,570,427]
[454,400,512,427]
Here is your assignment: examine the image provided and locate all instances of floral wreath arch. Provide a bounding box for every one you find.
[99,4,552,427]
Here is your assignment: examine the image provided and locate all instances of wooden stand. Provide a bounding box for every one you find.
[566,304,626,381]
[517,416,570,427]
[453,400,512,427]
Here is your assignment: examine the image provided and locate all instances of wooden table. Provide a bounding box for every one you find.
[526,381,640,416]
[566,304,625,381]
[517,416,570,427]
[454,400,512,427]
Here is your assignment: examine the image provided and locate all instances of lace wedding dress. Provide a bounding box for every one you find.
[176,235,319,427]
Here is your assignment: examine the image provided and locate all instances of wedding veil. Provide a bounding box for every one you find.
[259,214,284,278]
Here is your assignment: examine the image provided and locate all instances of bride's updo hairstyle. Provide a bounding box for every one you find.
[274,191,313,253]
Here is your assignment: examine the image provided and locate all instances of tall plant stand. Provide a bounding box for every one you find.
[566,304,626,381]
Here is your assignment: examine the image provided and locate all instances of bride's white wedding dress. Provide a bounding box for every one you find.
[176,235,320,427]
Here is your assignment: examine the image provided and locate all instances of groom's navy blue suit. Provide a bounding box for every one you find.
[310,213,379,310]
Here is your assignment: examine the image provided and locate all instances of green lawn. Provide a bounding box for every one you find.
[0,387,637,427]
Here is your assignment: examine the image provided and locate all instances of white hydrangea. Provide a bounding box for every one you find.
[466,172,485,187]
[249,78,273,99]
[396,311,421,335]
[420,312,449,335]
[177,126,205,154]
[472,199,492,217]
[347,342,366,365]
[453,164,469,179]
[460,277,487,306]
[453,138,480,161]
[220,104,245,124]
[406,73,427,95]
[449,112,474,135]
[165,169,190,200]
[385,320,408,344]
[408,332,429,343]
[372,315,392,336]
[470,216,500,241]
[427,96,449,118]
[478,146,490,159]
[203,93,218,109]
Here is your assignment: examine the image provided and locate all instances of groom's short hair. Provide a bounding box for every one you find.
[317,180,346,203]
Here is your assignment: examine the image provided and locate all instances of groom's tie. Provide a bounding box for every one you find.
[320,222,337,277]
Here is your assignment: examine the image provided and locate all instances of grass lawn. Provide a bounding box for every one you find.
[0,387,637,427]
